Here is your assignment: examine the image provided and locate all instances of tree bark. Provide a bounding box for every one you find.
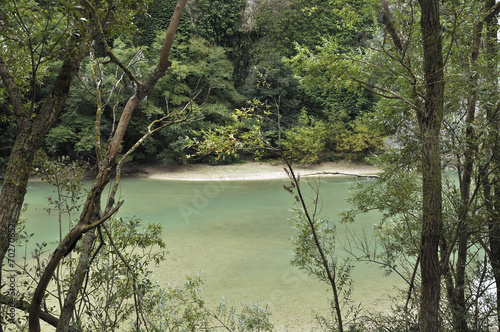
[416,1,445,331]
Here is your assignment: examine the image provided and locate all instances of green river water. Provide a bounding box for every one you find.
[20,176,404,330]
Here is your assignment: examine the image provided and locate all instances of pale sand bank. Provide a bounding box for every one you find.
[141,161,380,181]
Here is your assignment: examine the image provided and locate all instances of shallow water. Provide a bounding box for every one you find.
[20,176,404,330]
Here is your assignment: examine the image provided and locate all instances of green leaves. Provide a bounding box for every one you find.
[187,104,269,161]
[282,112,330,164]
[140,275,274,331]
[254,0,373,58]
[191,0,245,50]
[0,0,73,99]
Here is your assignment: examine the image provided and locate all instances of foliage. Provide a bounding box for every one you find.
[189,0,248,83]
[36,157,87,226]
[0,0,76,97]
[283,166,358,332]
[334,118,384,160]
[1,0,382,167]
[241,55,301,133]
[134,35,243,163]
[281,112,330,164]
[187,105,269,162]
[82,217,166,331]
[342,151,500,330]
[280,110,383,164]
[8,0,500,329]
[284,35,383,162]
[3,156,166,330]
[190,0,246,50]
[45,31,166,160]
[45,33,240,163]
[0,0,147,110]
[162,36,242,105]
[140,275,274,331]
[134,0,192,47]
[253,0,373,58]
[12,157,168,330]
[342,154,422,263]
[291,210,353,292]
[17,215,168,331]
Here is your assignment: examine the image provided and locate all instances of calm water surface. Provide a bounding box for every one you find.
[21,176,404,330]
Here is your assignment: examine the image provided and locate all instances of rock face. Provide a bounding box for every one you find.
[241,0,260,32]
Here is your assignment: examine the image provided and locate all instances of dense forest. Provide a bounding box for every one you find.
[1,0,500,331]
[0,0,382,171]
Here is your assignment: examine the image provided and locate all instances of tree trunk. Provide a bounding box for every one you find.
[0,47,88,332]
[416,1,445,331]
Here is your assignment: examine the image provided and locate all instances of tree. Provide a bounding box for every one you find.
[414,2,445,330]
[0,3,100,329]
[134,0,192,47]
[0,0,189,330]
[284,158,356,332]
[189,1,500,330]
[189,0,248,84]
[253,0,372,58]
[190,0,245,51]
[44,34,241,164]
[288,0,443,330]
[300,1,500,330]
[27,0,189,330]
[480,2,500,330]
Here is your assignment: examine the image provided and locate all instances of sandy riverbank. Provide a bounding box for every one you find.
[139,160,380,181]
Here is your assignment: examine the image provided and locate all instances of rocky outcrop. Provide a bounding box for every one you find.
[241,0,260,32]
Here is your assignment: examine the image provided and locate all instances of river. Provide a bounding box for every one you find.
[20,176,404,330]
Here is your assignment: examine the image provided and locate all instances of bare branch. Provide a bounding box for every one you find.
[82,201,123,233]
[304,171,379,179]
[108,0,188,160]
[346,69,421,111]
[81,0,141,86]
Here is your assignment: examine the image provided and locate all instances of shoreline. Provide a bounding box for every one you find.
[138,160,380,181]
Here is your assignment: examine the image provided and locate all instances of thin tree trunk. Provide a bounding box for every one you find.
[57,229,97,330]
[488,178,500,331]
[416,1,445,331]
[443,10,486,330]
[484,1,500,329]
[283,156,344,332]
[447,103,474,332]
[419,119,443,332]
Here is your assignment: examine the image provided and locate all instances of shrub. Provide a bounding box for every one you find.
[282,112,330,164]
